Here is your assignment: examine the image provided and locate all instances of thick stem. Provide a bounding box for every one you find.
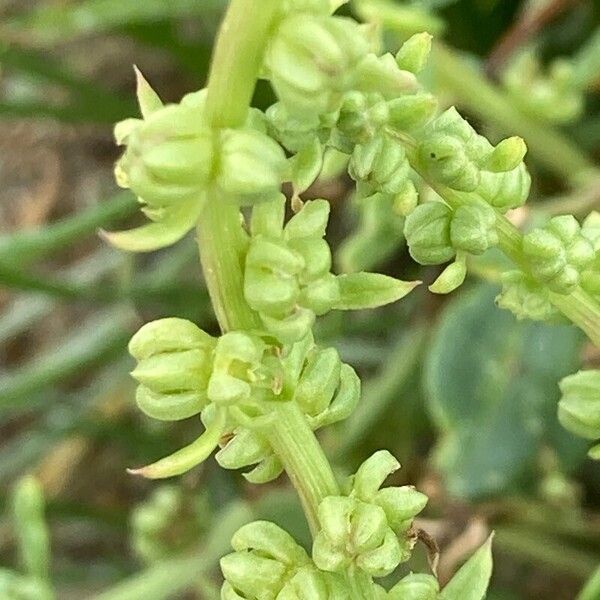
[199,0,344,551]
[196,200,261,332]
[267,402,339,535]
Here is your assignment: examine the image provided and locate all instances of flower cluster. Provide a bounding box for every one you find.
[220,451,430,597]
[220,521,350,600]
[128,318,361,482]
[106,74,287,253]
[244,196,417,342]
[498,213,600,321]
[313,451,427,578]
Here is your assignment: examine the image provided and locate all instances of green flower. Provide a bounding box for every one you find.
[496,270,560,321]
[221,521,347,600]
[450,204,499,255]
[312,451,427,578]
[129,318,216,422]
[388,573,439,600]
[522,215,595,294]
[265,14,371,116]
[404,202,454,265]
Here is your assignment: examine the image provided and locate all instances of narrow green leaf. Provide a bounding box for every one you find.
[101,200,203,253]
[0,192,137,265]
[440,534,494,600]
[128,409,227,479]
[134,66,163,118]
[333,272,420,310]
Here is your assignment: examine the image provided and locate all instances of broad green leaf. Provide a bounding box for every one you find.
[440,535,493,600]
[333,273,420,310]
[425,284,585,499]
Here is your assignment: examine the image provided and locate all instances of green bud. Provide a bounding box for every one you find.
[285,199,331,240]
[217,128,287,197]
[496,270,560,322]
[484,136,527,173]
[477,163,531,212]
[349,135,410,194]
[300,273,341,315]
[207,332,265,406]
[387,93,438,131]
[429,259,467,295]
[523,216,594,293]
[388,573,439,600]
[450,204,499,255]
[393,180,419,216]
[116,102,213,209]
[354,53,418,99]
[266,14,370,115]
[558,370,600,440]
[295,347,342,417]
[250,194,286,238]
[404,202,455,265]
[221,521,310,599]
[395,32,433,74]
[313,496,403,577]
[129,318,214,361]
[263,308,316,344]
[128,319,215,421]
[418,133,480,192]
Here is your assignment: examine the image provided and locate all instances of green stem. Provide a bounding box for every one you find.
[198,0,344,549]
[431,43,597,185]
[407,149,600,346]
[268,403,339,535]
[196,200,261,332]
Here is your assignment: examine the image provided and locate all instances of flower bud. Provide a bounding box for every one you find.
[312,496,403,577]
[216,128,287,198]
[428,259,467,294]
[558,370,600,440]
[404,202,455,265]
[581,211,600,251]
[299,273,341,315]
[477,163,531,212]
[484,136,527,173]
[266,14,370,115]
[395,32,432,74]
[387,93,438,132]
[418,133,480,192]
[207,332,266,406]
[388,573,439,600]
[349,135,410,194]
[129,319,215,421]
[523,216,595,293]
[221,521,310,600]
[354,53,418,99]
[116,102,214,210]
[450,204,499,255]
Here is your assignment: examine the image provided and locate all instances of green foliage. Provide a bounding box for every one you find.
[425,285,584,498]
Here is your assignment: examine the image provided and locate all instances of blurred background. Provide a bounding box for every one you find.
[0,1,599,598]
